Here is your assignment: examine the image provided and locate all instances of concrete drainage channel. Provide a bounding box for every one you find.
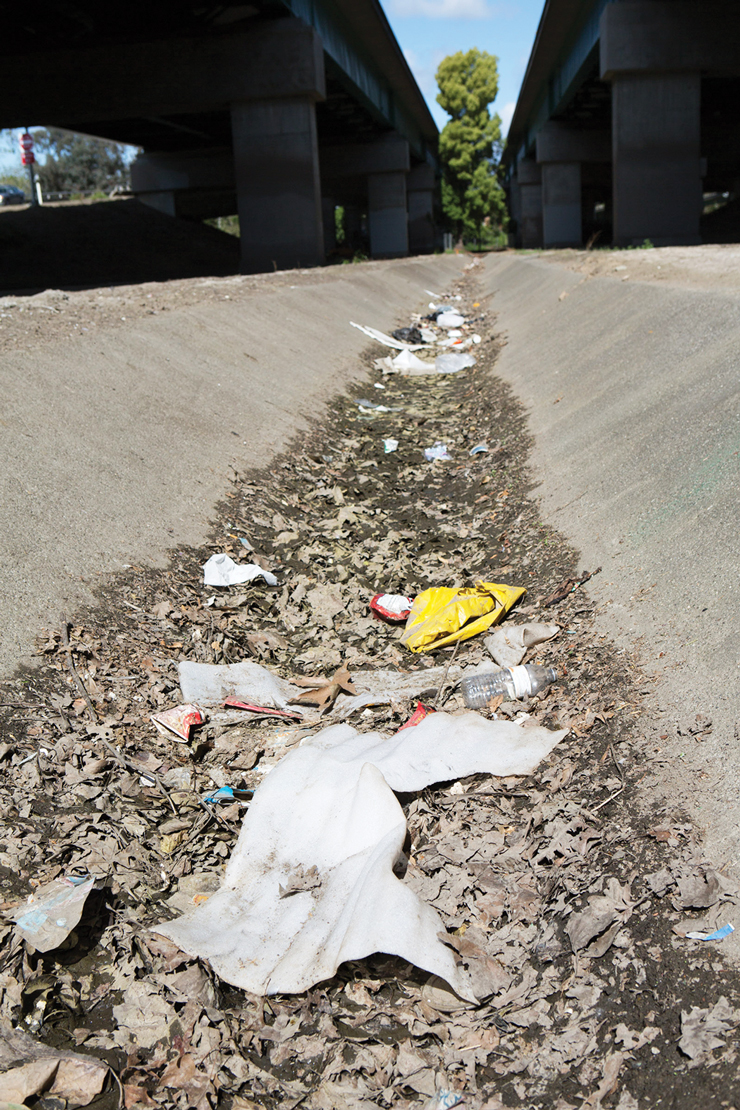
[0,255,739,1108]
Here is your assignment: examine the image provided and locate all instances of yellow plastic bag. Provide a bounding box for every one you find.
[400,581,526,653]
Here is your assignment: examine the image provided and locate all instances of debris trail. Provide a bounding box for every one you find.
[0,267,738,1109]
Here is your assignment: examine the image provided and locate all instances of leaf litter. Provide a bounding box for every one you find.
[1,266,740,1108]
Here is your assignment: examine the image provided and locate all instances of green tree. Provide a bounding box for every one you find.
[31,128,131,195]
[436,49,506,244]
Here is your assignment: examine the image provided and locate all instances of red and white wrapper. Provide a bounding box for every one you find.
[370,593,414,622]
[396,702,436,733]
[223,697,302,721]
[151,703,204,742]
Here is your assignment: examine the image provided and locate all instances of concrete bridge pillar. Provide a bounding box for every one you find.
[231,97,324,273]
[407,163,435,254]
[367,172,408,257]
[541,163,582,248]
[610,72,701,246]
[517,159,543,249]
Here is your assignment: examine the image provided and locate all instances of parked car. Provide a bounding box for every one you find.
[0,185,26,205]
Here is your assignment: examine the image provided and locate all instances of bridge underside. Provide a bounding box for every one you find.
[506,1,740,249]
[0,1,438,271]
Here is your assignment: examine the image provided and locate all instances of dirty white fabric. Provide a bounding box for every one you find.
[178,659,299,708]
[484,623,560,669]
[203,553,277,588]
[155,712,567,997]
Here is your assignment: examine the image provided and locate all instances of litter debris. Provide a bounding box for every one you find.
[391,349,434,372]
[435,352,476,373]
[383,437,399,453]
[357,398,401,413]
[436,311,465,329]
[397,701,435,732]
[204,786,251,805]
[151,703,204,742]
[350,321,424,349]
[401,581,526,652]
[685,923,735,942]
[8,875,95,952]
[223,697,302,721]
[179,658,298,708]
[203,552,277,588]
[484,622,560,668]
[424,442,452,462]
[461,664,558,708]
[422,1091,464,1110]
[154,711,568,997]
[335,664,463,717]
[370,593,414,622]
[392,326,424,344]
[469,443,489,455]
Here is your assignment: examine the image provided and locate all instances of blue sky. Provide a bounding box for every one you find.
[0,1,543,175]
[384,0,545,135]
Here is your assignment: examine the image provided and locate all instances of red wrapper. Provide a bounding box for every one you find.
[396,702,436,733]
[370,593,414,622]
[223,697,303,721]
[151,703,204,742]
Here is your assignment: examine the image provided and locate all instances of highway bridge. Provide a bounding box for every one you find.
[505,0,740,248]
[0,1,438,271]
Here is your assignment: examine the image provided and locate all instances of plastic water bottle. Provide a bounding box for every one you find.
[460,665,558,709]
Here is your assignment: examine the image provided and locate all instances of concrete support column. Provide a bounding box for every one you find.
[322,197,336,256]
[407,163,435,254]
[611,71,701,246]
[368,171,408,257]
[541,162,582,247]
[517,159,543,249]
[231,97,324,273]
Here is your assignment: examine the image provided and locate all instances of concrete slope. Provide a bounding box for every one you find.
[483,254,740,889]
[0,255,464,676]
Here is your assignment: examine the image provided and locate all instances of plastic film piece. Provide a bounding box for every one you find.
[400,581,526,653]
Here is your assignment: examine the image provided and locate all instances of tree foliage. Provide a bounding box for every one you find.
[31,128,131,195]
[436,49,506,242]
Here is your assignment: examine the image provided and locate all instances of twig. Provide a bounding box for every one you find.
[433,639,461,709]
[92,731,178,816]
[61,617,98,722]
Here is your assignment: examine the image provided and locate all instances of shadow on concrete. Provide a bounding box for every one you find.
[0,198,241,293]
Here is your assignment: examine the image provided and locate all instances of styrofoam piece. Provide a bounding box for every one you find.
[155,712,568,997]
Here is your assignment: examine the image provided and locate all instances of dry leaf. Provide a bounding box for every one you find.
[290,664,356,711]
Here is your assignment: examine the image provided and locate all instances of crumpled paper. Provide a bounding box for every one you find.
[155,711,567,998]
[484,622,560,668]
[203,553,277,587]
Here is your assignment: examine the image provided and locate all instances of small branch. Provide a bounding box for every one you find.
[61,617,98,723]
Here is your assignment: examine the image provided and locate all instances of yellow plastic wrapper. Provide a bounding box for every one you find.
[400,581,526,653]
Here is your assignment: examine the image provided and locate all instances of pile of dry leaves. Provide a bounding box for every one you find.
[1,267,739,1110]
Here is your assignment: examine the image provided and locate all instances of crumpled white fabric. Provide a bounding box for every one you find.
[155,711,567,998]
[203,553,277,588]
[484,622,560,669]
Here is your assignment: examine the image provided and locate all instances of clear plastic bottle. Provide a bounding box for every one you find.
[460,664,558,709]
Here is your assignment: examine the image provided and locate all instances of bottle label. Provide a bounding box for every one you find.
[509,666,530,698]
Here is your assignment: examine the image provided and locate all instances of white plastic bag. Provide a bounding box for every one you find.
[203,553,277,587]
[155,712,568,998]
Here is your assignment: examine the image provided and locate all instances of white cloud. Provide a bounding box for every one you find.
[500,100,516,135]
[388,0,493,18]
